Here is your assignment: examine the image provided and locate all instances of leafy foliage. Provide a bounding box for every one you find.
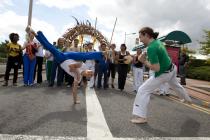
[181,46,196,54]
[200,30,210,55]
[187,66,210,81]
[186,59,210,81]
[188,59,209,67]
[0,40,8,58]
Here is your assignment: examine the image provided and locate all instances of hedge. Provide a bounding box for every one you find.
[187,66,210,81]
[189,59,210,67]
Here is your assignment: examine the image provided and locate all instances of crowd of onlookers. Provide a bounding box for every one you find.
[2,32,189,95]
[2,32,146,93]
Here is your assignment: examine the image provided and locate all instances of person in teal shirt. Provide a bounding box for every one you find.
[131,27,192,124]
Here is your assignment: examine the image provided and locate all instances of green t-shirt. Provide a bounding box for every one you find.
[147,40,171,77]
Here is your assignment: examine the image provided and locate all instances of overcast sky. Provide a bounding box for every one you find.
[0,0,210,52]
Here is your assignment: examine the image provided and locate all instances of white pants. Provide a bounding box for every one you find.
[159,83,170,95]
[85,61,95,87]
[132,65,192,118]
[60,59,87,82]
[133,67,143,91]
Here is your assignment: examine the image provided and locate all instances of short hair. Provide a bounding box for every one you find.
[120,44,127,49]
[101,42,106,46]
[9,33,19,41]
[111,44,116,48]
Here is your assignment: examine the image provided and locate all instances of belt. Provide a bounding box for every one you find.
[164,63,174,73]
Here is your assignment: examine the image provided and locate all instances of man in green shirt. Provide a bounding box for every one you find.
[131,27,192,124]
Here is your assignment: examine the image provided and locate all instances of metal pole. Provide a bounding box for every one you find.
[93,17,97,49]
[27,0,33,26]
[124,32,126,44]
[110,17,117,44]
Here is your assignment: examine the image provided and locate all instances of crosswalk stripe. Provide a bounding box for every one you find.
[86,87,113,139]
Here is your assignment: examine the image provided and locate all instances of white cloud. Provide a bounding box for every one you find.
[0,0,13,8]
[36,0,87,10]
[3,0,210,51]
[0,11,59,45]
[38,0,210,50]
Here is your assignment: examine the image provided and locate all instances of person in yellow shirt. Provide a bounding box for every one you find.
[3,33,22,86]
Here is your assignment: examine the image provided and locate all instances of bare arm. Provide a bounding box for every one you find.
[138,53,160,72]
[143,61,160,72]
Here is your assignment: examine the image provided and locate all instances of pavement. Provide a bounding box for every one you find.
[0,78,210,140]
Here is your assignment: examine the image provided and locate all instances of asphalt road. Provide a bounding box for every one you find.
[0,79,210,139]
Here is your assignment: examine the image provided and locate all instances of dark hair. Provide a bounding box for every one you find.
[87,42,93,46]
[120,44,127,49]
[139,27,159,39]
[9,33,19,41]
[111,44,116,47]
[101,42,106,46]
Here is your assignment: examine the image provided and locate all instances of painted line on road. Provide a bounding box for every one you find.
[85,87,113,139]
[168,96,210,115]
[1,134,210,140]
[0,134,85,140]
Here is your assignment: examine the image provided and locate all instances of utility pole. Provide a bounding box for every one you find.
[27,0,33,26]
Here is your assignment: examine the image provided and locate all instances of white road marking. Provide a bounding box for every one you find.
[0,134,85,140]
[0,85,209,139]
[86,87,113,139]
[0,134,209,140]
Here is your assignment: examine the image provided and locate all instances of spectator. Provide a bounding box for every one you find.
[45,49,53,84]
[64,41,74,87]
[69,39,80,52]
[116,44,130,91]
[3,33,22,86]
[159,83,170,96]
[107,44,117,88]
[34,42,44,85]
[85,42,95,88]
[48,38,65,87]
[179,49,189,85]
[22,32,38,86]
[132,48,143,93]
[97,43,109,89]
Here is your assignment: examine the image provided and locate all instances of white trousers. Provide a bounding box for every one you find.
[85,61,95,87]
[132,65,192,118]
[133,67,143,91]
[159,83,170,95]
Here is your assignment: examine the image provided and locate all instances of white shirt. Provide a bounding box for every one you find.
[60,59,87,82]
[35,42,44,57]
[22,39,39,55]
[44,50,53,61]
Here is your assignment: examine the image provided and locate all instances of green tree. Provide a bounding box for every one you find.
[181,46,196,54]
[200,30,210,55]
[0,40,9,58]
